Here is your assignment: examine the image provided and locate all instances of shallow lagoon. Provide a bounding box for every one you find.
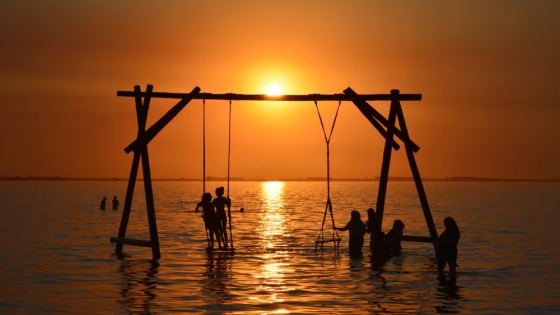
[0,181,559,314]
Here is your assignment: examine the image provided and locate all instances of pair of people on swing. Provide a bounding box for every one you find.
[335,208,405,261]
[196,186,231,250]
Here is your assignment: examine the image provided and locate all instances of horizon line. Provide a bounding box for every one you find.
[1,176,559,183]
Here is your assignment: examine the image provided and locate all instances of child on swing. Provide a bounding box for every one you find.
[213,186,231,249]
[196,193,222,250]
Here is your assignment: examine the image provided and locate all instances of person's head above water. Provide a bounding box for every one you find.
[103,196,106,200]
[393,220,405,229]
[351,210,361,221]
[443,217,460,238]
[215,186,224,196]
[201,192,212,203]
[113,196,117,199]
[367,208,375,217]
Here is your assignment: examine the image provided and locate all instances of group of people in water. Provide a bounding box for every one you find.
[336,208,460,279]
[196,186,232,250]
[100,196,119,210]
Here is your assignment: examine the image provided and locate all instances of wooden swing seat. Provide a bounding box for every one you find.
[315,238,342,244]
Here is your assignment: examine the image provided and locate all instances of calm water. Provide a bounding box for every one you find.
[0,181,559,314]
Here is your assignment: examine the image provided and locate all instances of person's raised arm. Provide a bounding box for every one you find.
[334,221,350,232]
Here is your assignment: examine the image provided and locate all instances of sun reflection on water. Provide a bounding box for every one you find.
[250,181,293,307]
[259,181,287,247]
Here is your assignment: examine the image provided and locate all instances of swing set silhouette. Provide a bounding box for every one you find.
[110,85,439,261]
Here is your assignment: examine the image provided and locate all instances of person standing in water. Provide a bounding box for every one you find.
[436,217,460,281]
[386,220,405,255]
[335,210,366,257]
[100,197,106,210]
[213,186,231,248]
[112,196,120,210]
[196,193,222,250]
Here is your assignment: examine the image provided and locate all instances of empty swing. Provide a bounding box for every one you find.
[314,99,343,251]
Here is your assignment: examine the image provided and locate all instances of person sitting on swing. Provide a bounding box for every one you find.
[213,186,231,248]
[196,193,222,250]
[335,210,366,257]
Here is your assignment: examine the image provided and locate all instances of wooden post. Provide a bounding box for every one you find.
[374,90,400,235]
[395,104,439,249]
[115,85,153,256]
[134,87,161,260]
[140,146,161,260]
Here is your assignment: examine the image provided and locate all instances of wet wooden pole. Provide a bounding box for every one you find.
[115,85,152,257]
[373,90,400,235]
[140,136,161,260]
[395,104,439,248]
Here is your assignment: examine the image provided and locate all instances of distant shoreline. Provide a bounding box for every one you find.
[1,176,559,183]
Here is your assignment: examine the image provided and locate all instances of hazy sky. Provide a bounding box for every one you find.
[1,0,559,179]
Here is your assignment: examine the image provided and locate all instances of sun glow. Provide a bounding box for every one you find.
[265,84,282,96]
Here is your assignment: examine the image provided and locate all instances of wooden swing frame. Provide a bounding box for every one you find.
[110,85,438,261]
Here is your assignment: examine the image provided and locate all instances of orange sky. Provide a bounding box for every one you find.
[1,1,559,179]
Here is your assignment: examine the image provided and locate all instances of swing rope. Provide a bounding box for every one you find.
[202,99,206,194]
[227,99,234,249]
[202,99,211,248]
[314,100,342,251]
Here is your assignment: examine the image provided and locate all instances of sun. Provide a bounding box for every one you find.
[265,84,282,96]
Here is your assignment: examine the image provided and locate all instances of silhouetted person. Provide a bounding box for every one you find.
[386,220,405,255]
[240,207,244,213]
[335,210,366,257]
[436,217,460,281]
[365,208,377,254]
[112,196,120,210]
[372,232,390,263]
[196,193,222,249]
[213,186,231,248]
[100,196,106,210]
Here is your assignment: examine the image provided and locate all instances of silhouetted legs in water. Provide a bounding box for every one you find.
[371,232,390,264]
[112,195,120,210]
[100,196,106,210]
[365,208,378,257]
[213,186,231,249]
[436,217,460,282]
[335,210,366,257]
[196,193,222,249]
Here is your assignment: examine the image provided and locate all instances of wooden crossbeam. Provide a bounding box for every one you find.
[110,237,152,247]
[117,91,422,102]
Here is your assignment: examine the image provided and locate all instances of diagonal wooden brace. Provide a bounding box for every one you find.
[124,86,202,154]
[343,87,420,153]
